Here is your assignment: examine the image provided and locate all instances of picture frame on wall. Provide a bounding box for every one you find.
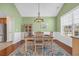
[41,23,48,29]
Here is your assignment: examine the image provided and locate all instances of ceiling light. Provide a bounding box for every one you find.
[34,3,44,23]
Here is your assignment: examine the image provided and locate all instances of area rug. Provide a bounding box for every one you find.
[9,43,71,56]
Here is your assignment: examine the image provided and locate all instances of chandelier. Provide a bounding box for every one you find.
[34,3,44,22]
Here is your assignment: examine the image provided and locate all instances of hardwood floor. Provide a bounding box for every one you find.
[0,40,25,56]
[53,40,72,55]
[0,38,72,56]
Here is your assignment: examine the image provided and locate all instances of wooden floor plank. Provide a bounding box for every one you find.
[53,40,72,55]
[0,40,25,56]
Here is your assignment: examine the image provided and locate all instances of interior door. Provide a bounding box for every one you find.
[0,18,7,42]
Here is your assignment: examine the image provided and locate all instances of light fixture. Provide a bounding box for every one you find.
[34,3,44,23]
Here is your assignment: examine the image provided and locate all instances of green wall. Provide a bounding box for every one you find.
[56,3,79,32]
[1,3,79,32]
[0,3,22,32]
[22,17,56,32]
[22,3,79,32]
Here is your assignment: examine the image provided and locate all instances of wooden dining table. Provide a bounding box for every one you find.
[24,35,53,55]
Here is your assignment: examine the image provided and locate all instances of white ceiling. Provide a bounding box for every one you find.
[15,3,64,17]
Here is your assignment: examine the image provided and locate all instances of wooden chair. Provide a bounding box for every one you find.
[34,32,44,55]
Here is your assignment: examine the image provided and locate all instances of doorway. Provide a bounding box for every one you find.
[0,18,7,42]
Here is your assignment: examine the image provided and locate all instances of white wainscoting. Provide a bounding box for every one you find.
[13,32,22,44]
[13,32,28,44]
[21,32,25,40]
[7,32,14,42]
[53,32,72,47]
[21,32,28,40]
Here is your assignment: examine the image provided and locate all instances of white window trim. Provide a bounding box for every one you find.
[61,5,79,37]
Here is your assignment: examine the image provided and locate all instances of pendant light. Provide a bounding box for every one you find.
[34,3,44,23]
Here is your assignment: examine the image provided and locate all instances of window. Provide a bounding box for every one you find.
[61,13,73,37]
[73,8,79,36]
[61,6,79,37]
